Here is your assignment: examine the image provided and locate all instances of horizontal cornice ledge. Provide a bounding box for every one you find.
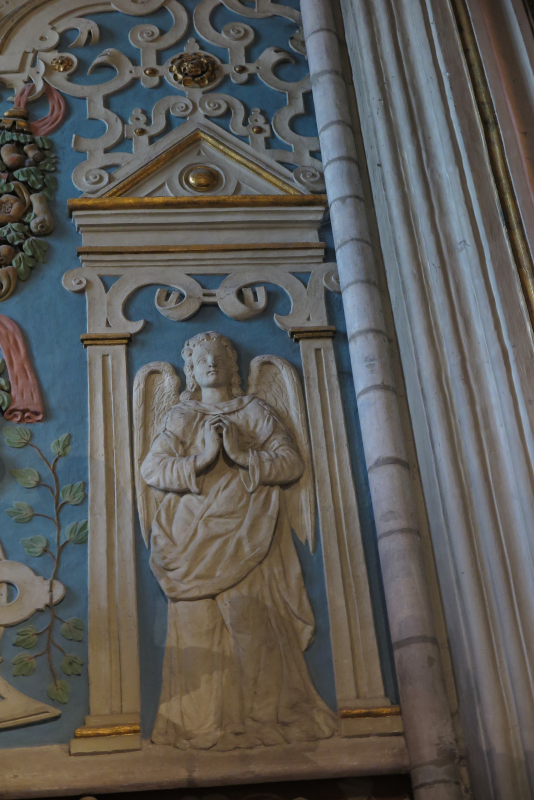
[67,194,328,214]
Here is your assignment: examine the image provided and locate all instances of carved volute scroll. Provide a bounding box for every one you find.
[0,0,324,195]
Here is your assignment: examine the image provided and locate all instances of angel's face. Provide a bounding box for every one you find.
[192,341,232,389]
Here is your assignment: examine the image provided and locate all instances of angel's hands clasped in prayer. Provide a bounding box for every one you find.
[195,416,222,471]
[196,415,248,471]
[217,416,249,468]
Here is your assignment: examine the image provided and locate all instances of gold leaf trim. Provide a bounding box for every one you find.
[77,242,325,255]
[68,194,327,213]
[74,723,140,739]
[451,0,534,328]
[81,333,132,348]
[101,130,303,197]
[339,706,401,719]
[290,326,336,341]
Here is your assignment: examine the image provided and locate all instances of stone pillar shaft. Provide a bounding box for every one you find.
[300,2,462,796]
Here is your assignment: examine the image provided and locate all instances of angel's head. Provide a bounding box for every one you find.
[181,331,244,400]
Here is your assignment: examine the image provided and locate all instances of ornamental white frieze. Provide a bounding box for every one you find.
[0,0,324,195]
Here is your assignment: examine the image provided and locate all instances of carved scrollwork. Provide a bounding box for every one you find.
[63,263,337,334]
[0,0,323,194]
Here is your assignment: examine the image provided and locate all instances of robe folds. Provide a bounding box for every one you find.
[141,394,337,751]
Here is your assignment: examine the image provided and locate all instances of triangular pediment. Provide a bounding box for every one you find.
[100,120,302,199]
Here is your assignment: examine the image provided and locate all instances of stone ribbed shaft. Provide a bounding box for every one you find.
[301,2,462,797]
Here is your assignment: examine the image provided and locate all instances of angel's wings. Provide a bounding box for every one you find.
[248,355,315,552]
[133,361,181,547]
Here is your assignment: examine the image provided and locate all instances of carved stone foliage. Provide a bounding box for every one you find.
[0,426,88,712]
[0,105,56,301]
[0,0,323,195]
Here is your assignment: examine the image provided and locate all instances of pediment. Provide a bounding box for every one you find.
[101,121,302,199]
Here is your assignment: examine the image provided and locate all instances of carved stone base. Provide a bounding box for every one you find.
[0,735,409,799]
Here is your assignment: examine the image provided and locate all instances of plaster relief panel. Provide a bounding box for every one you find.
[0,1,404,794]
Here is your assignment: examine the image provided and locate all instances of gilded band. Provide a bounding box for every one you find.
[74,723,141,739]
[68,194,327,213]
[81,333,132,347]
[77,242,325,255]
[290,326,336,341]
[339,706,401,719]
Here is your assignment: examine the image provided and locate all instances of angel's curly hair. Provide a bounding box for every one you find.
[181,331,244,401]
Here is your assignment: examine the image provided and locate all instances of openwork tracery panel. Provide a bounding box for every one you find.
[0,0,323,194]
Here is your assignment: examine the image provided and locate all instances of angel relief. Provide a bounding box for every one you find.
[134,331,337,751]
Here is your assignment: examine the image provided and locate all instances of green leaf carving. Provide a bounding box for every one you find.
[41,162,57,176]
[51,432,71,458]
[0,390,11,411]
[2,426,31,448]
[23,238,48,262]
[65,519,88,545]
[0,222,29,245]
[61,618,84,642]
[41,187,54,202]
[13,167,44,190]
[61,481,85,506]
[0,181,15,194]
[12,653,37,676]
[47,680,70,704]
[0,376,11,392]
[0,358,5,374]
[6,502,34,523]
[11,468,40,488]
[21,535,48,557]
[13,256,30,281]
[14,625,38,649]
[35,136,51,150]
[22,210,36,224]
[61,654,84,677]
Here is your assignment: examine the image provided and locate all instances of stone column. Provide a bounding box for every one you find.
[300,2,462,797]
[70,333,141,755]
[296,330,399,735]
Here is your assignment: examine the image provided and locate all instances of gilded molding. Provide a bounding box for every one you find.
[81,333,132,347]
[451,0,534,327]
[68,194,327,213]
[77,243,325,256]
[102,131,303,198]
[339,706,401,719]
[290,326,336,341]
[74,723,141,738]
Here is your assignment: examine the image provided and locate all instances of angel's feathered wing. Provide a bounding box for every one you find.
[133,362,181,547]
[248,355,315,552]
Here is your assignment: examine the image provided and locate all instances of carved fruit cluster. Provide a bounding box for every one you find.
[0,125,57,303]
[2,427,87,705]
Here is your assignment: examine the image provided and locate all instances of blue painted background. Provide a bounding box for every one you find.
[0,0,396,750]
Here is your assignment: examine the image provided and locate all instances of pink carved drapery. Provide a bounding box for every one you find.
[14,82,66,137]
[0,315,44,422]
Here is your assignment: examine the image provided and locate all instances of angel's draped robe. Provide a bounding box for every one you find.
[141,394,337,751]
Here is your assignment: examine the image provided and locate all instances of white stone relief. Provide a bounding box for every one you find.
[0,544,64,729]
[133,332,337,751]
[64,262,338,335]
[0,559,65,627]
[0,0,323,195]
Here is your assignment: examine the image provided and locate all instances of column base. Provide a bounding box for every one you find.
[70,713,142,755]
[339,705,404,737]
